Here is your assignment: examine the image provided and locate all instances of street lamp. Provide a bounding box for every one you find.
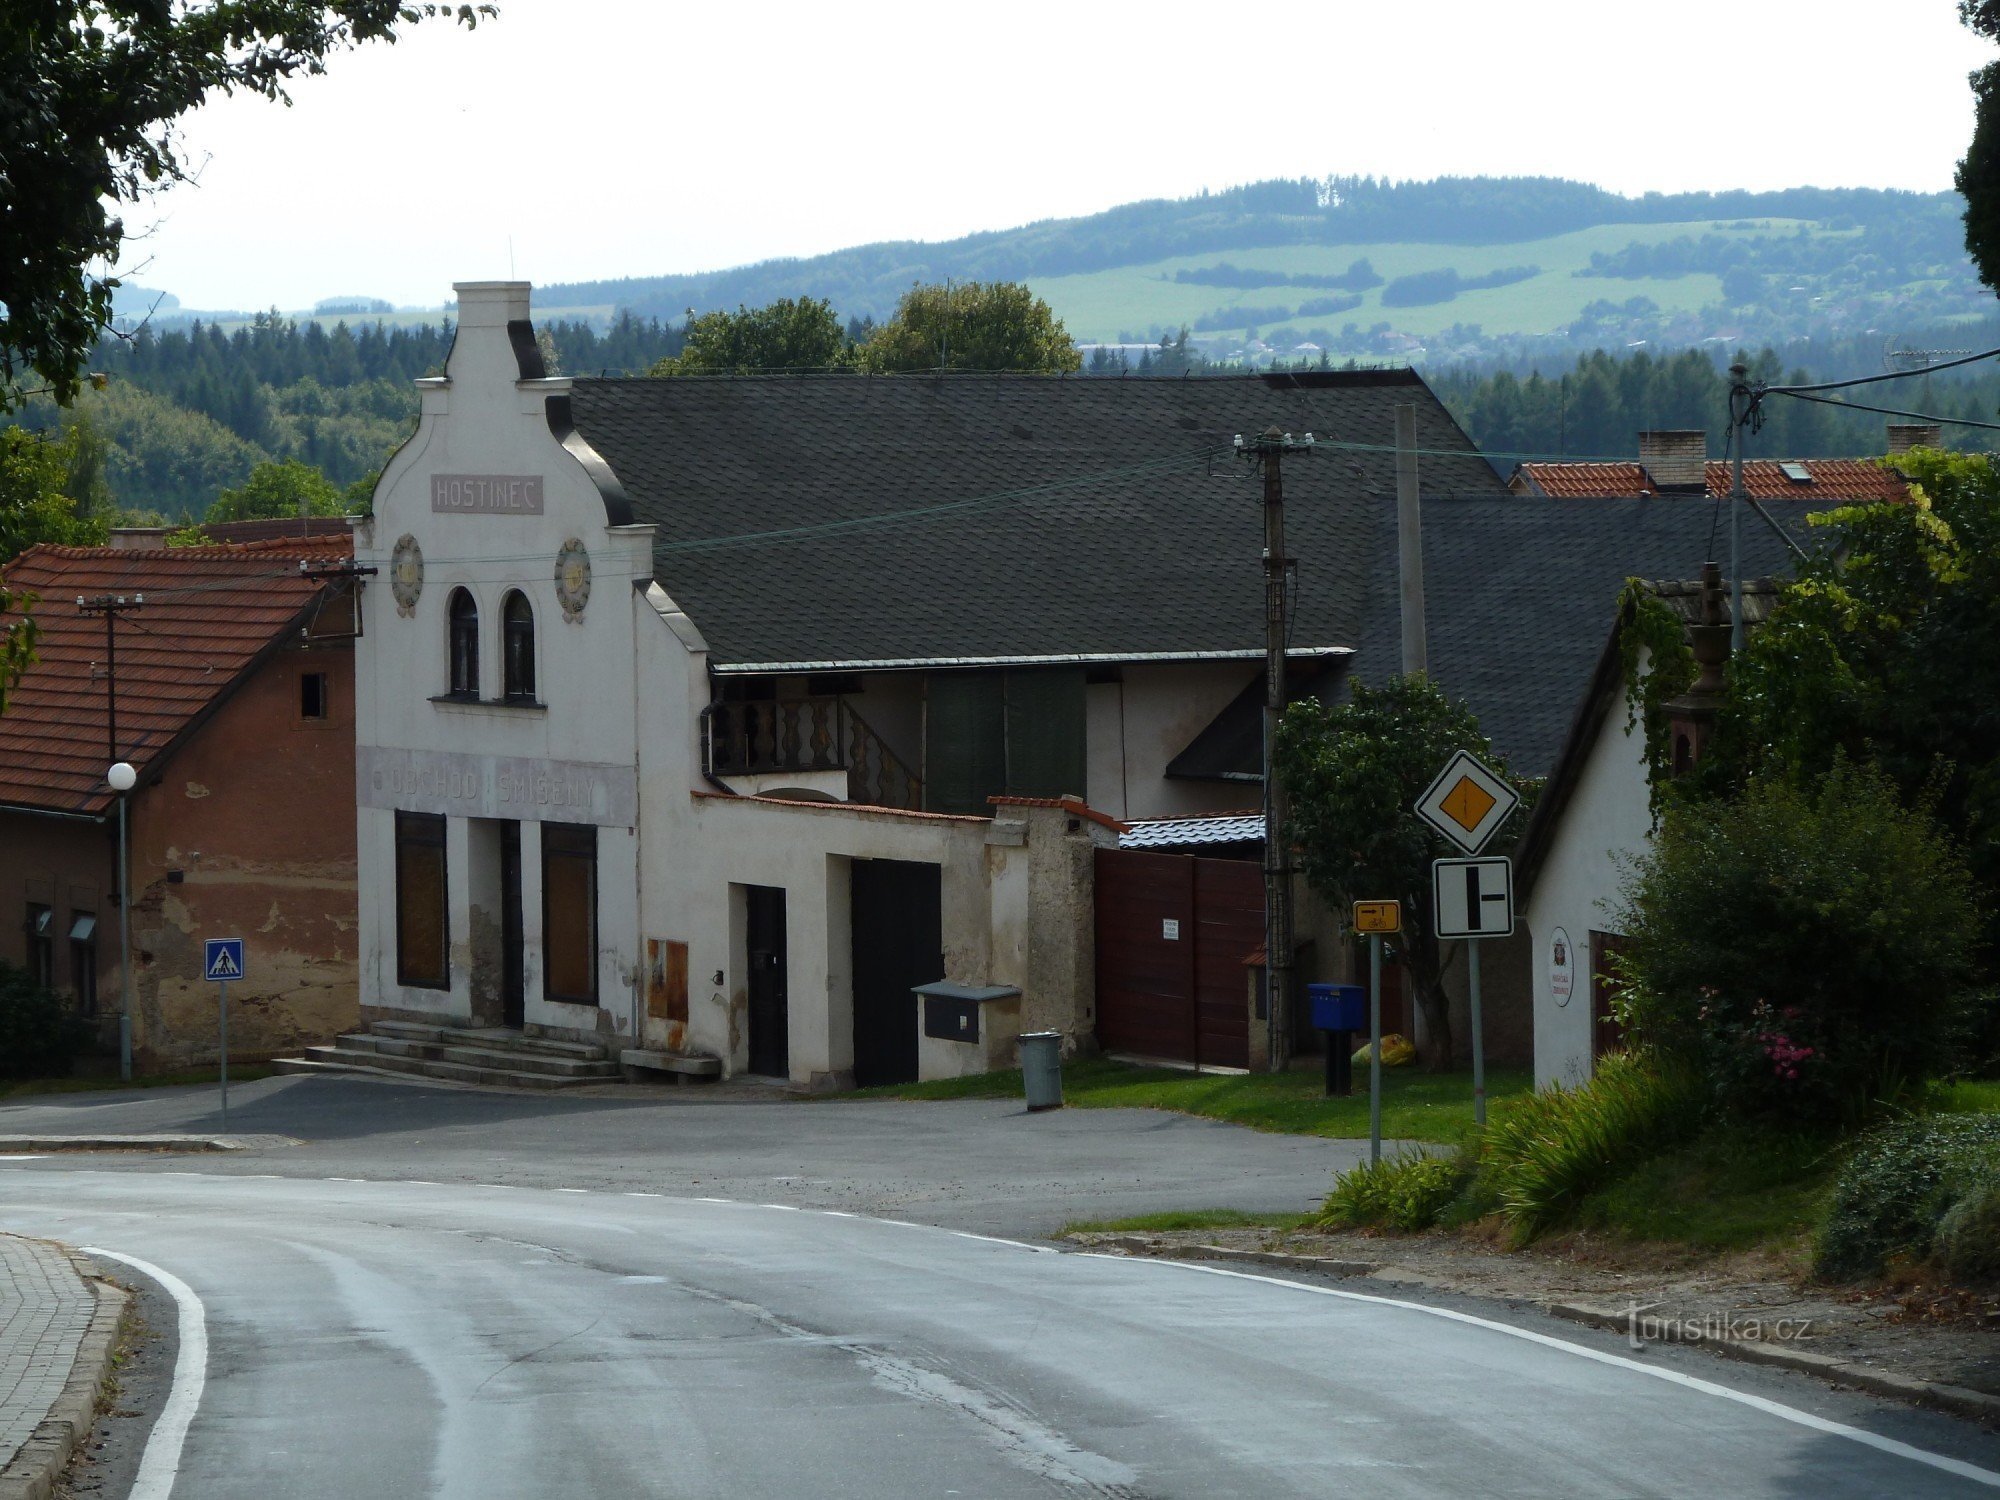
[107,760,136,1083]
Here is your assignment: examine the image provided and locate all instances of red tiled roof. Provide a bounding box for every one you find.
[0,537,350,815]
[1513,458,1912,503]
[1703,460,1911,502]
[986,794,1127,831]
[1512,463,1656,499]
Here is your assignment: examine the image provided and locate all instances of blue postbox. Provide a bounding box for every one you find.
[1308,982,1366,1034]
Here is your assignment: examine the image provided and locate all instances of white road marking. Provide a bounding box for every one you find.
[85,1246,207,1500]
[762,1203,800,1211]
[0,1155,46,1161]
[693,1196,731,1203]
[622,1192,662,1198]
[1094,1255,2000,1491]
[553,1188,587,1194]
[951,1230,1056,1255]
[324,1177,366,1182]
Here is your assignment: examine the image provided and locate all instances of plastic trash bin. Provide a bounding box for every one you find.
[1019,1030,1063,1112]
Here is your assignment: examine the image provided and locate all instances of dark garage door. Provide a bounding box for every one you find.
[1094,849,1261,1069]
[850,859,944,1087]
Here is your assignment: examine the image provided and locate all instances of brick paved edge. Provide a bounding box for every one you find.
[1095,1239,2000,1430]
[0,1259,130,1500]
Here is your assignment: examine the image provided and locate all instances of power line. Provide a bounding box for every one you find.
[1760,387,2000,433]
[1764,346,2000,394]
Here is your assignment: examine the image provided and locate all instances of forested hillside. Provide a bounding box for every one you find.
[8,313,681,518]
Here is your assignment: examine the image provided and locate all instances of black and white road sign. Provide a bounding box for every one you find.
[1432,857,1514,939]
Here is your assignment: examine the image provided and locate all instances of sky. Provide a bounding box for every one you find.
[128,0,1994,311]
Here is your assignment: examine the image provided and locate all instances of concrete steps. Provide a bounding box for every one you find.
[274,1019,627,1091]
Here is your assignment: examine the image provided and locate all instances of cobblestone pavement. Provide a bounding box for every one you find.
[0,1235,94,1470]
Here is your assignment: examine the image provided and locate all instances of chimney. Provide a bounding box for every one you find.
[1886,423,1942,456]
[444,281,545,389]
[1639,430,1707,492]
[1662,561,1733,776]
[1395,404,1427,675]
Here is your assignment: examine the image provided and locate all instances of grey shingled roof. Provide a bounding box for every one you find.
[1351,497,1838,775]
[567,370,1504,670]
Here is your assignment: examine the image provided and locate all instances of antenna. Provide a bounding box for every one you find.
[1882,337,1974,413]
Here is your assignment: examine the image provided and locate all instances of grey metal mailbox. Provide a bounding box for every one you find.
[914,982,1022,1046]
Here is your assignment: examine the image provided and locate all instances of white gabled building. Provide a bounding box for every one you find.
[346,281,1510,1089]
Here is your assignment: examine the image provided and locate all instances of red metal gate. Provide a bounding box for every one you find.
[1094,849,1262,1069]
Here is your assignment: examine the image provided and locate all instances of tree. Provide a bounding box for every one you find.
[1614,763,1982,1125]
[1962,1,2000,291]
[1,425,109,563]
[0,422,111,714]
[206,459,344,524]
[650,297,851,376]
[859,282,1082,374]
[1276,676,1532,1072]
[0,2,492,410]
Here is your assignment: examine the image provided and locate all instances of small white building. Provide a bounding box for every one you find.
[348,281,1507,1088]
[1516,567,1794,1088]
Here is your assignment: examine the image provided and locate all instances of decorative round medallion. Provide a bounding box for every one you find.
[390,534,425,618]
[554,538,592,622]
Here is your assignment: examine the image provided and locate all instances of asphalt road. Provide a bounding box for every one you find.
[0,1074,1359,1234]
[2,1167,1997,1498]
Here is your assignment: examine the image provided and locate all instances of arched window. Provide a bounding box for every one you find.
[448,588,479,697]
[503,590,536,702]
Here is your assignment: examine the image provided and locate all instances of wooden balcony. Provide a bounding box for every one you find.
[703,697,923,811]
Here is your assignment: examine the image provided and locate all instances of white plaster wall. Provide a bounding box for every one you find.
[1525,686,1654,1089]
[353,281,653,1042]
[1110,662,1264,820]
[677,796,995,1087]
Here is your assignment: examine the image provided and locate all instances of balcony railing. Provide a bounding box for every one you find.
[703,697,923,810]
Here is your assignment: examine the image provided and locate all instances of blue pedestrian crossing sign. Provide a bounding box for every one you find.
[204,938,245,982]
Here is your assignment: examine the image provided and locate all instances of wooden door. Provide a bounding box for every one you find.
[1094,850,1258,1068]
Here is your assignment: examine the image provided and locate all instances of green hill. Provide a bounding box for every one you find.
[541,176,1986,361]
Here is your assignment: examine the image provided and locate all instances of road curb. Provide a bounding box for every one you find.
[0,1134,296,1152]
[1100,1239,2000,1429]
[0,1259,129,1500]
[1542,1298,2000,1429]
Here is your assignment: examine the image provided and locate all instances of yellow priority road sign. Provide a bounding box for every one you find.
[1415,749,1520,856]
[1353,900,1402,934]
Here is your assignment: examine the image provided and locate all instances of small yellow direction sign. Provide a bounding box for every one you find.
[1354,900,1402,934]
[1415,750,1520,855]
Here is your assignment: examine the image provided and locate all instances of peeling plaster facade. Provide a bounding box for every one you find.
[1,637,358,1069]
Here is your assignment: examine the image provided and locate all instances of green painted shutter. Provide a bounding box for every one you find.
[924,672,1006,814]
[1004,667,1087,800]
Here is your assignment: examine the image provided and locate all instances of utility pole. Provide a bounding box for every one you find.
[77,592,143,768]
[1727,364,1755,654]
[78,592,143,1082]
[1239,427,1313,1071]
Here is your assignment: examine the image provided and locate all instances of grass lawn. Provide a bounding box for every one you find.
[845,1056,1530,1145]
[0,1064,278,1101]
[1570,1125,1839,1251]
[1937,1077,2000,1114]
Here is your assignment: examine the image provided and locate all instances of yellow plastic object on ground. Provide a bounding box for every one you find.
[1351,1033,1417,1067]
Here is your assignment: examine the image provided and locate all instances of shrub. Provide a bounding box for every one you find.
[0,960,91,1079]
[1477,1052,1706,1243]
[1814,1113,2000,1281]
[1321,1150,1472,1233]
[1615,762,1986,1125]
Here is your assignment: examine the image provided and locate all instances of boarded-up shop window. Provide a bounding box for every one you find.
[395,812,449,989]
[543,822,598,1005]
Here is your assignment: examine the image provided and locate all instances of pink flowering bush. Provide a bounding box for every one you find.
[1614,763,1987,1124]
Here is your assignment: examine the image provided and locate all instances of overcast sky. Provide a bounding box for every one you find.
[130,0,1993,311]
